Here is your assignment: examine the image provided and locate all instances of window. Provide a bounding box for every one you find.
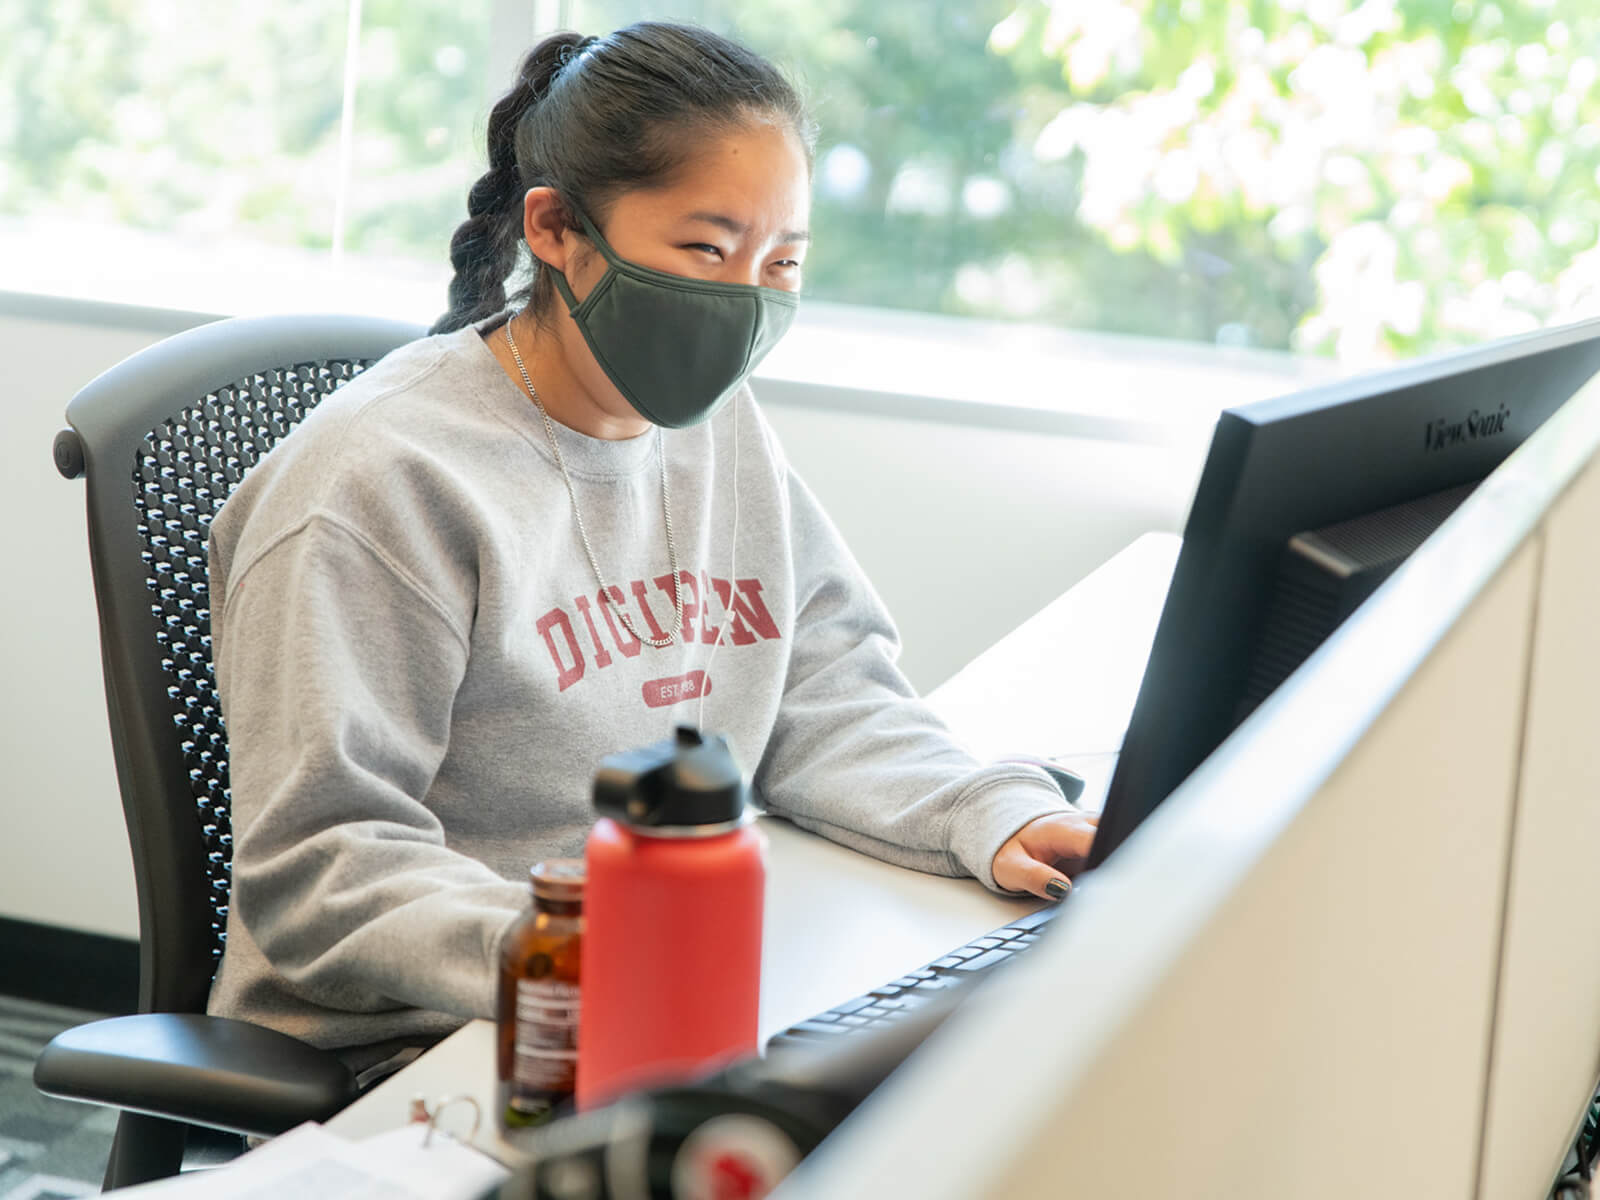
[584,0,1600,364]
[1,0,495,318]
[6,0,1598,372]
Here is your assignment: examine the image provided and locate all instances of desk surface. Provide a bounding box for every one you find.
[327,531,1182,1157]
[929,530,1178,811]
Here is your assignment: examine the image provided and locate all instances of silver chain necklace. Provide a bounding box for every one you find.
[504,320,683,649]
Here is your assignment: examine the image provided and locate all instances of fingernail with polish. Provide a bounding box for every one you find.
[1045,878,1071,900]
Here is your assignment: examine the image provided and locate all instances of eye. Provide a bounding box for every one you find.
[684,243,724,259]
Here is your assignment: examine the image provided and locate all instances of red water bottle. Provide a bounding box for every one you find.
[576,726,765,1111]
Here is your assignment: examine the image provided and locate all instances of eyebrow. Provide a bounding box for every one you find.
[684,211,812,245]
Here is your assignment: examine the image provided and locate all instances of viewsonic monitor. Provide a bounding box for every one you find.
[1087,317,1600,870]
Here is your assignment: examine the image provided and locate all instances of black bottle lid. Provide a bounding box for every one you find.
[592,726,747,831]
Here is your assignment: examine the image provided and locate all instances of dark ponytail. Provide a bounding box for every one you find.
[431,33,591,335]
[430,22,816,336]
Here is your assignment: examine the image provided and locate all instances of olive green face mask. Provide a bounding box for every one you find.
[547,212,800,428]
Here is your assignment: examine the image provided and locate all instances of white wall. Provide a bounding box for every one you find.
[763,402,1196,686]
[2,310,175,940]
[0,300,1213,939]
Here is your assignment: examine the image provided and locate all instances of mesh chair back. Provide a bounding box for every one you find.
[59,315,425,1015]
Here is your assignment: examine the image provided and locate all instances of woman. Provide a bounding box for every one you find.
[206,21,1096,1078]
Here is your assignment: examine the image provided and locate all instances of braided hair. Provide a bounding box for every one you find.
[430,23,816,336]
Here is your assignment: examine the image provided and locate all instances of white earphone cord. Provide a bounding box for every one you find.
[696,398,741,731]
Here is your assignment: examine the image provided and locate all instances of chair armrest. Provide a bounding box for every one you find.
[33,1013,359,1138]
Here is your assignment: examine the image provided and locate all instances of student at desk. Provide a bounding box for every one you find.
[205,21,1097,1080]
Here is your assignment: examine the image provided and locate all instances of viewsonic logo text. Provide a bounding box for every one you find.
[1424,404,1510,452]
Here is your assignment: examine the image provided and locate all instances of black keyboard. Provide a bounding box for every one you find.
[766,903,1061,1052]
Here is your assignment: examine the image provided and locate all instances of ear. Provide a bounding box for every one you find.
[522,186,583,272]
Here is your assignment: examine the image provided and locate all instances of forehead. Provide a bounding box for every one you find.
[631,121,812,230]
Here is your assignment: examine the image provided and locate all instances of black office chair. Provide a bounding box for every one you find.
[34,314,426,1189]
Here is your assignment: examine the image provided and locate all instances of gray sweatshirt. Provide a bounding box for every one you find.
[205,320,1068,1058]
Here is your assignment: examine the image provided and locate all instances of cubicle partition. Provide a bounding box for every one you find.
[776,374,1600,1199]
[1477,399,1600,1198]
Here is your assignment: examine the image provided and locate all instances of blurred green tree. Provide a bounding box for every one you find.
[970,0,1600,359]
[0,0,489,256]
[5,0,1597,364]
[584,0,1600,361]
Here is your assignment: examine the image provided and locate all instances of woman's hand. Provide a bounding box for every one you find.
[992,810,1100,899]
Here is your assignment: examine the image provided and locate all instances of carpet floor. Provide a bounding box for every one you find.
[0,996,112,1197]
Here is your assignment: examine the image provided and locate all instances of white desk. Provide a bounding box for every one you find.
[327,532,1182,1158]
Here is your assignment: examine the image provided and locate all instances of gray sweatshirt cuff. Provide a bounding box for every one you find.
[480,910,521,1018]
[945,767,1074,893]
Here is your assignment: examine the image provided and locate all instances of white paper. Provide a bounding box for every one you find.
[109,1122,509,1199]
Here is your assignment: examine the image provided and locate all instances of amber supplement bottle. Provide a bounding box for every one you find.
[497,858,585,1128]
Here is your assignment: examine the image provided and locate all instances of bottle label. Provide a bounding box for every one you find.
[509,977,580,1121]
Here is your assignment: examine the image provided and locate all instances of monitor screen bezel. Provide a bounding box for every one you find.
[1087,317,1600,869]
